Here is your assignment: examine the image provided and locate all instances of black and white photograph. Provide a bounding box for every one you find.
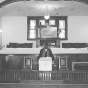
[0,0,88,88]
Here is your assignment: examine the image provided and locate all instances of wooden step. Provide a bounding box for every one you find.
[21,80,64,85]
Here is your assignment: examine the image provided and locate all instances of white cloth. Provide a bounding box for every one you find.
[39,57,52,71]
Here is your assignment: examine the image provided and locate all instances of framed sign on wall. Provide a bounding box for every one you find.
[72,62,88,71]
[24,56,32,69]
[59,57,67,70]
[41,27,57,38]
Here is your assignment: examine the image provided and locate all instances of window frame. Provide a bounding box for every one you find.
[27,16,68,40]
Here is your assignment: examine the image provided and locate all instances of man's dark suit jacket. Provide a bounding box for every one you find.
[37,48,55,61]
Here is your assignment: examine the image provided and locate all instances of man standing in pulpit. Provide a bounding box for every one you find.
[37,43,55,62]
[37,43,55,80]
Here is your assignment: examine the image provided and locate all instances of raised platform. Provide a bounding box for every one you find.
[21,80,64,84]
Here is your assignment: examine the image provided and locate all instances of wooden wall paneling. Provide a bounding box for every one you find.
[0,56,4,70]
[0,54,88,71]
[67,55,73,70]
[19,55,24,70]
[31,55,38,71]
[2,55,8,70]
[55,55,59,70]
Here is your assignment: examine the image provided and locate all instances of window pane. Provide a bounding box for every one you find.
[39,20,45,25]
[59,30,65,38]
[29,30,36,38]
[30,20,36,29]
[59,20,65,29]
[49,20,55,25]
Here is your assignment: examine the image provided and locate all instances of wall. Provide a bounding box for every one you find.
[0,14,88,48]
[0,18,2,45]
[2,16,36,48]
[1,16,88,48]
[0,1,88,48]
[61,16,88,46]
[68,16,88,42]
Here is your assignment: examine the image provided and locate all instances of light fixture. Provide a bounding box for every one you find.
[0,29,2,33]
[44,13,50,20]
[44,6,50,20]
[24,0,25,3]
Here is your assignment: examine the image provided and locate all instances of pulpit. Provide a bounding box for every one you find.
[39,57,52,71]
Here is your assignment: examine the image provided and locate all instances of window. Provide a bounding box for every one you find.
[59,30,65,38]
[49,20,55,25]
[59,20,65,29]
[28,20,36,39]
[58,20,66,39]
[27,16,67,40]
[29,30,36,38]
[39,20,45,25]
[30,20,36,29]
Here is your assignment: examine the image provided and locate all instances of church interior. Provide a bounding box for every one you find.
[0,0,88,88]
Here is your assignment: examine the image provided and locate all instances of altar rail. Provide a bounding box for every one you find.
[0,70,88,84]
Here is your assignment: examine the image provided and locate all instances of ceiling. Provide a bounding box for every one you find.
[0,0,88,16]
[0,0,88,8]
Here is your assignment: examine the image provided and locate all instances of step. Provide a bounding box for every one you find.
[21,80,64,85]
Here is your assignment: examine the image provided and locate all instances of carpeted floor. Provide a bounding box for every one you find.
[0,83,88,88]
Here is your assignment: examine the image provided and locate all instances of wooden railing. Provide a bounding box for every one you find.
[0,70,88,84]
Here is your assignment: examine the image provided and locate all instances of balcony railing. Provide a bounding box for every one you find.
[0,70,88,84]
